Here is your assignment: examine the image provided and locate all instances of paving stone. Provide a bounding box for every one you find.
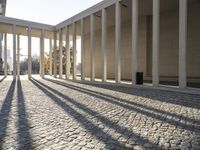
[0,76,199,149]
[143,143,153,148]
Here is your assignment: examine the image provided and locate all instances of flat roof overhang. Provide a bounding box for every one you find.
[0,0,199,38]
[0,16,54,38]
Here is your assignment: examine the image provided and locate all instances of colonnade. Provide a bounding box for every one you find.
[1,0,188,88]
[2,25,46,80]
[54,0,187,88]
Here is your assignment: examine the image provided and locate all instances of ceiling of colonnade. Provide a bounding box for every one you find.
[40,0,200,39]
[0,23,53,39]
[81,0,199,35]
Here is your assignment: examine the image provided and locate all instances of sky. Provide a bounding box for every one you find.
[6,0,103,25]
[4,0,103,65]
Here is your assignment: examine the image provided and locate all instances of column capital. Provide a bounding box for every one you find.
[28,26,31,30]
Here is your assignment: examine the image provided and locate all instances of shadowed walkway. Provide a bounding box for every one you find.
[0,75,199,149]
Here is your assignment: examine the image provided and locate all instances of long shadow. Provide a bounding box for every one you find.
[17,79,33,149]
[72,80,200,109]
[0,80,16,148]
[44,78,200,132]
[45,78,200,125]
[30,79,161,150]
[0,76,6,83]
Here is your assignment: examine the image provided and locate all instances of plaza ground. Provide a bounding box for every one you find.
[0,75,200,149]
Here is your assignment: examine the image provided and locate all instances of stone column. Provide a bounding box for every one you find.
[39,36,42,76]
[132,0,138,85]
[65,26,70,79]
[179,0,187,88]
[28,26,32,79]
[13,24,16,80]
[0,33,2,73]
[73,22,77,80]
[152,0,160,86]
[115,1,121,83]
[81,18,85,80]
[40,29,45,78]
[0,33,2,60]
[4,33,7,77]
[17,34,20,78]
[90,14,95,81]
[102,8,107,82]
[53,31,57,78]
[49,39,52,76]
[59,29,63,79]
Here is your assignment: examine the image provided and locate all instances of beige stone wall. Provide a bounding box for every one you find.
[159,2,200,80]
[84,17,148,80]
[83,2,200,82]
[160,9,179,77]
[187,3,200,78]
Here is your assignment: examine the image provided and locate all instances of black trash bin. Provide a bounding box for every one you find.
[136,72,143,85]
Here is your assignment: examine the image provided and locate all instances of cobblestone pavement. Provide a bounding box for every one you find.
[0,76,200,150]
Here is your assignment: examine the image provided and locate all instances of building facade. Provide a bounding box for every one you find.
[81,0,200,87]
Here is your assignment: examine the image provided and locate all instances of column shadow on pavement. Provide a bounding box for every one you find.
[0,76,6,83]
[72,80,200,109]
[0,80,16,149]
[44,78,200,133]
[17,79,33,149]
[31,78,161,150]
